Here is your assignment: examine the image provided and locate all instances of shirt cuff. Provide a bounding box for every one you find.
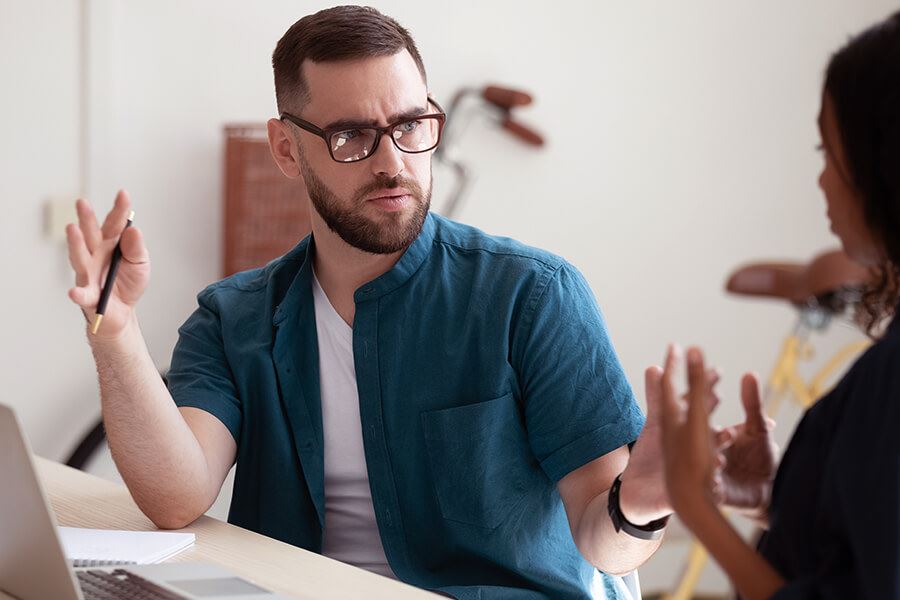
[172,392,242,443]
[539,413,645,482]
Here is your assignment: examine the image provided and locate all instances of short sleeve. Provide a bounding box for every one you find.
[514,263,644,482]
[166,286,242,442]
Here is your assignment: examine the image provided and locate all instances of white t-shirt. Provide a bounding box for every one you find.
[312,272,396,579]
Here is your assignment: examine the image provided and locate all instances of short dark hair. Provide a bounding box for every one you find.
[272,5,427,113]
[824,11,900,333]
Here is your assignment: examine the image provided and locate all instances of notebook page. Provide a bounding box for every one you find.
[59,527,195,567]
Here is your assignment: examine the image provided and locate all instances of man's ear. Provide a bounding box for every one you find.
[267,118,302,178]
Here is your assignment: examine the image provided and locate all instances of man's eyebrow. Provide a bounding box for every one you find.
[322,105,430,131]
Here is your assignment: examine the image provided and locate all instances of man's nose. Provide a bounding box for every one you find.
[368,133,405,179]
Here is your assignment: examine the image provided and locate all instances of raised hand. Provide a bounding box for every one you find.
[66,190,151,339]
[619,356,724,523]
[717,373,779,519]
[617,366,674,523]
[660,346,721,513]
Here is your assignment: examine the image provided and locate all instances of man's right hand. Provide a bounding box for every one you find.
[66,190,151,340]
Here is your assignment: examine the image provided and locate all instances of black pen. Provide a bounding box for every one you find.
[91,211,134,335]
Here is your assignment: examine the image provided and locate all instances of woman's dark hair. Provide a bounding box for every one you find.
[824,11,900,335]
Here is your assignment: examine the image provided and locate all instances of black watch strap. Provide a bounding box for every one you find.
[607,473,669,541]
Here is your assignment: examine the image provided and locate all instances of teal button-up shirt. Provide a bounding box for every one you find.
[167,213,644,599]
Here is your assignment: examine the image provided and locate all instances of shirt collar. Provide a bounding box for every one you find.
[352,211,436,303]
[272,236,314,327]
[273,212,436,324]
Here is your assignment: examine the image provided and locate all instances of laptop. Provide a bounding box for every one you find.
[0,403,290,600]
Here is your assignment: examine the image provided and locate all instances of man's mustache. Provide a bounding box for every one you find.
[354,176,423,202]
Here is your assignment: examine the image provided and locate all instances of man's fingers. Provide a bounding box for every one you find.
[741,373,767,434]
[705,367,722,413]
[68,285,99,309]
[685,347,708,430]
[120,227,150,265]
[76,198,102,253]
[100,190,132,240]
[65,223,92,288]
[644,365,664,421]
[660,345,683,430]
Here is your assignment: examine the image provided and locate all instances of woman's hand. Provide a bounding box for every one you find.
[717,373,779,523]
[659,345,721,520]
[623,359,728,523]
[658,345,786,599]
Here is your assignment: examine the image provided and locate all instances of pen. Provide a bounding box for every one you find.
[91,211,135,335]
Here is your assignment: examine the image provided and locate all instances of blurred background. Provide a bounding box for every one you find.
[2,0,896,597]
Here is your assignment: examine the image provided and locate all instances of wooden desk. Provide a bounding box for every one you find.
[3,458,440,600]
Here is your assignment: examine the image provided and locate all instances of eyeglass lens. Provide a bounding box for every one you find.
[330,117,441,163]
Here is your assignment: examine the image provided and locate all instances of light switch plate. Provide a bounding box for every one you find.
[44,196,78,241]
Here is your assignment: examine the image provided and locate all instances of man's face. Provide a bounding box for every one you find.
[291,50,433,254]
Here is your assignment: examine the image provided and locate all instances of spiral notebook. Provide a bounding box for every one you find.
[58,526,195,568]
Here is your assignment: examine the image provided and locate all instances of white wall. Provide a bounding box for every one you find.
[0,0,96,459]
[2,0,896,595]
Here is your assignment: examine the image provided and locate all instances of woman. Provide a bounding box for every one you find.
[659,11,900,600]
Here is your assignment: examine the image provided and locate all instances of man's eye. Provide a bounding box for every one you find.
[336,129,362,142]
[397,120,420,134]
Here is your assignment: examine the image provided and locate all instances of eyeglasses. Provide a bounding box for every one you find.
[280,99,446,164]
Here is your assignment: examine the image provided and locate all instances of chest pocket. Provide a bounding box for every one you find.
[421,392,546,529]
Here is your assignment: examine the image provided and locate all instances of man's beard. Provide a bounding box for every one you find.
[300,159,431,255]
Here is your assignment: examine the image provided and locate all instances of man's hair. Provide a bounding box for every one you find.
[272,5,427,113]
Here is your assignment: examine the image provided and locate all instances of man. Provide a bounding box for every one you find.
[66,6,678,598]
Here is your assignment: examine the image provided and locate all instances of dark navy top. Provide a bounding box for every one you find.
[166,213,645,599]
[760,311,900,598]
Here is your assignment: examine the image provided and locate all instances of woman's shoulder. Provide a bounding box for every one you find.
[826,316,900,437]
[851,316,900,387]
[798,318,899,434]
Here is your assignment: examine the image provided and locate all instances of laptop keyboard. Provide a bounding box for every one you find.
[77,569,187,599]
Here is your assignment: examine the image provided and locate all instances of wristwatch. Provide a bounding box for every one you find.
[607,473,670,540]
